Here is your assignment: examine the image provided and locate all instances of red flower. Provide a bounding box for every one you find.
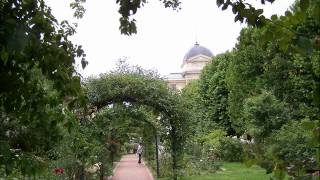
[54,167,64,174]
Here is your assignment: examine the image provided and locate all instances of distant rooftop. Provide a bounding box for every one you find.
[163,73,184,80]
[183,42,213,62]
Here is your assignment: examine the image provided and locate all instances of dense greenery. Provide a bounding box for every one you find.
[1,0,319,179]
[199,53,234,134]
[181,1,319,179]
[84,66,189,180]
[0,0,86,176]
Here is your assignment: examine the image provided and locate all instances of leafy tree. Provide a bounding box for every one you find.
[228,21,319,131]
[180,80,204,136]
[259,2,320,120]
[0,0,86,176]
[199,52,235,135]
[243,91,288,142]
[226,31,265,134]
[224,3,320,177]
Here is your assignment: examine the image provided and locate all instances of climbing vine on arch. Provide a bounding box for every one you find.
[84,71,189,179]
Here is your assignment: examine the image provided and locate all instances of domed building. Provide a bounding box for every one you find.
[164,42,213,90]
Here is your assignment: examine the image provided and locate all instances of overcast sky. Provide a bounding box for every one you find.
[45,0,295,77]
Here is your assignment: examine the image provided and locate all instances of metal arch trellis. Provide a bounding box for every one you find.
[85,73,188,180]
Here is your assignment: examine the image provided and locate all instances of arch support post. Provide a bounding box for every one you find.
[155,132,160,178]
[171,127,178,180]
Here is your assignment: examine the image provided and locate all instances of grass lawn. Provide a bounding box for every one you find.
[158,162,271,180]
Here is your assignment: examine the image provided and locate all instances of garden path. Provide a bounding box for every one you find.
[111,154,154,180]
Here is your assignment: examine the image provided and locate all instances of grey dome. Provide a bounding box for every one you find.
[183,42,213,62]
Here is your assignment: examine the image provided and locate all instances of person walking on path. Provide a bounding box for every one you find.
[137,143,143,164]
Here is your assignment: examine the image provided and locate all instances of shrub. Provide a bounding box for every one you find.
[218,137,244,162]
[266,120,317,178]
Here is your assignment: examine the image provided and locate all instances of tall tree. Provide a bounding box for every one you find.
[226,28,266,134]
[1,0,86,175]
[198,52,235,135]
[224,3,320,177]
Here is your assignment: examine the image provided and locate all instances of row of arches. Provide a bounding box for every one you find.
[85,72,189,179]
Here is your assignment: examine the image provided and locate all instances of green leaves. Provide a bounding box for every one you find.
[301,119,320,148]
[296,36,313,54]
[85,66,188,178]
[70,0,86,19]
[270,14,278,21]
[0,48,8,65]
[300,0,310,12]
[204,12,318,175]
[119,17,137,35]
[216,0,224,8]
[221,3,229,11]
[116,0,145,35]
[109,0,182,35]
[243,91,288,140]
[216,0,267,27]
[266,120,316,179]
[0,0,87,176]
[197,52,235,135]
[160,0,181,10]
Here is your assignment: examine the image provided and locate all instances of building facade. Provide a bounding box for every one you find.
[164,42,213,90]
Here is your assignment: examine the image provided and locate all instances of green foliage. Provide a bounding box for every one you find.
[123,142,134,153]
[181,2,320,178]
[260,0,320,53]
[49,121,101,179]
[223,3,319,177]
[265,120,317,178]
[70,0,86,19]
[200,129,226,149]
[216,0,320,51]
[218,137,243,162]
[196,130,244,163]
[91,104,156,177]
[199,52,235,135]
[216,0,271,27]
[116,0,181,35]
[2,0,319,178]
[154,155,174,178]
[226,34,265,133]
[243,91,288,141]
[0,0,87,176]
[85,66,189,179]
[227,21,318,178]
[180,80,206,137]
[193,130,225,171]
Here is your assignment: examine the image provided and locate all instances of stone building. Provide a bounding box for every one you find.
[164,42,213,90]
